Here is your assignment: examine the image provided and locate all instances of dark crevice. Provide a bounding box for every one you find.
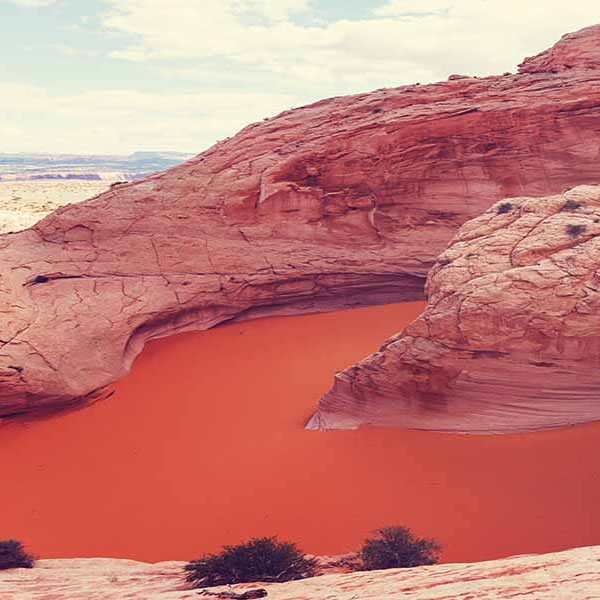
[24,274,84,287]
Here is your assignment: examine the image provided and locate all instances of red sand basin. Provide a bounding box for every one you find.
[2,302,599,563]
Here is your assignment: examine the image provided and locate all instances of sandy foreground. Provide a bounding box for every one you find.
[0,180,111,233]
[1,302,599,564]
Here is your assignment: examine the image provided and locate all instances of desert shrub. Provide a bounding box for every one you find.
[184,537,317,588]
[0,540,35,570]
[497,202,512,214]
[566,223,586,238]
[359,526,441,570]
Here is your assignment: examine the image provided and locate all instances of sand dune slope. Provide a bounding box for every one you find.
[3,305,600,565]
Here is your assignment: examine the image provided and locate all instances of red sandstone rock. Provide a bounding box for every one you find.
[519,24,600,73]
[1,26,600,417]
[1,547,599,599]
[308,186,600,433]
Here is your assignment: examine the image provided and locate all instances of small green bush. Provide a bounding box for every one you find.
[0,540,35,570]
[184,537,317,589]
[359,526,441,570]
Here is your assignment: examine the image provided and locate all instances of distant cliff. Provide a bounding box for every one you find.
[0,151,193,181]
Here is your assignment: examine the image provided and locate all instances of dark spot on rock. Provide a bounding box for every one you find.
[470,350,509,359]
[530,361,556,368]
[566,224,586,238]
[0,410,28,419]
[438,258,452,266]
[562,199,582,211]
[33,275,49,284]
[430,210,457,220]
[497,202,512,214]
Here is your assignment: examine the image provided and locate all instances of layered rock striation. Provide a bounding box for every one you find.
[1,26,600,416]
[309,186,600,433]
[1,546,600,600]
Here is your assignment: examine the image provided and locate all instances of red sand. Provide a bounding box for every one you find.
[1,302,599,563]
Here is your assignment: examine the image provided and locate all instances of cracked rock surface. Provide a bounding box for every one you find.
[1,546,600,599]
[1,25,600,417]
[309,186,600,433]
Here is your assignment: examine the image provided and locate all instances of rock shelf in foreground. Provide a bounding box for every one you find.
[1,546,599,599]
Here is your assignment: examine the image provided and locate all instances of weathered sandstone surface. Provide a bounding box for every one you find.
[309,185,600,432]
[1,546,600,599]
[1,26,600,417]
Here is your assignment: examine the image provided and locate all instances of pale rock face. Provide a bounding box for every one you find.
[1,26,600,417]
[309,186,600,433]
[1,546,599,599]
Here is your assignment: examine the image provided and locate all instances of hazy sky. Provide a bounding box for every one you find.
[1,0,598,155]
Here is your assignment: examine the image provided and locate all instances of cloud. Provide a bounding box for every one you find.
[100,0,600,92]
[4,0,599,154]
[5,0,57,6]
[49,43,100,58]
[0,82,301,154]
[374,0,452,16]
[234,0,314,22]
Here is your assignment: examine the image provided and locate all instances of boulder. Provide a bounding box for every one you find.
[309,186,600,433]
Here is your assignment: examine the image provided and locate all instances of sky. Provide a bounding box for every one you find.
[0,0,598,155]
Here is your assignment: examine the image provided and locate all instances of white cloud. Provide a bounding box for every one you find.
[233,0,314,22]
[100,0,600,89]
[49,43,100,58]
[374,0,452,16]
[3,0,599,154]
[0,82,301,154]
[5,0,57,6]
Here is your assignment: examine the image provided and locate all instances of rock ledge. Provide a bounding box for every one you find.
[1,546,599,599]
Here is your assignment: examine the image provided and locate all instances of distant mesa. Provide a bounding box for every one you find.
[29,173,102,181]
[0,25,600,426]
[0,151,194,182]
